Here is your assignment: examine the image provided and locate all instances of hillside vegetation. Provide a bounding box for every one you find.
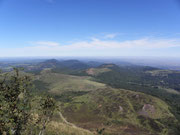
[1,59,180,135]
[32,68,180,135]
[60,88,178,135]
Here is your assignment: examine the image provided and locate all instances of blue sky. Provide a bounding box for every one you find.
[0,0,180,57]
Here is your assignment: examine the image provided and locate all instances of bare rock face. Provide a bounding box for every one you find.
[143,104,155,112]
[119,106,123,112]
[138,104,155,117]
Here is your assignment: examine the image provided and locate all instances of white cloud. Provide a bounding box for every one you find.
[34,41,60,47]
[1,38,180,57]
[104,33,118,39]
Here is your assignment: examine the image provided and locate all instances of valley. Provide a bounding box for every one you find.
[1,58,180,135]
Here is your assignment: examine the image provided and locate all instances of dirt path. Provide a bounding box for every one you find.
[58,111,76,127]
[58,111,93,134]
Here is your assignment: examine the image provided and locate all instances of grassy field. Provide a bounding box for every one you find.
[145,70,180,76]
[35,71,106,95]
[86,68,111,76]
